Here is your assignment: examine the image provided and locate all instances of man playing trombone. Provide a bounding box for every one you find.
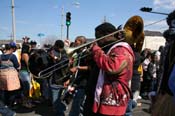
[68,36,90,116]
[83,15,144,116]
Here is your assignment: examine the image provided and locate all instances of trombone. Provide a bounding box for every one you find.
[37,59,69,79]
[33,15,144,79]
[65,29,124,55]
[36,30,124,79]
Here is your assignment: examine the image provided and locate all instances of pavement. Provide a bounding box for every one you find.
[0,99,151,116]
[133,99,151,116]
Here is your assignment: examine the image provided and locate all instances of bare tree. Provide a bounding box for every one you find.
[41,35,60,48]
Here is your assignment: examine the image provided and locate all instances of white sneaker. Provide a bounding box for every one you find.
[138,95,142,99]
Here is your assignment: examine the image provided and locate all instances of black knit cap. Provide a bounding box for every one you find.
[54,40,64,49]
[166,10,175,26]
[95,22,117,38]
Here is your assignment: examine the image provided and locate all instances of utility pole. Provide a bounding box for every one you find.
[60,6,64,40]
[11,0,16,42]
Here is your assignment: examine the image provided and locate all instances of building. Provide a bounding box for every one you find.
[0,30,166,51]
[142,30,166,50]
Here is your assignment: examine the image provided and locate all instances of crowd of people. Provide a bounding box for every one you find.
[0,10,175,116]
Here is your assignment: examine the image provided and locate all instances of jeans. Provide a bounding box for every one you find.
[50,86,66,116]
[19,70,31,91]
[151,79,157,91]
[125,99,137,116]
[69,88,85,116]
[37,79,51,100]
[0,100,16,116]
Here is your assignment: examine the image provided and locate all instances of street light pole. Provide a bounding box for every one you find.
[60,6,64,40]
[148,11,168,16]
[11,0,16,42]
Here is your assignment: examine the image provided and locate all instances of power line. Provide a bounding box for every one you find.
[144,18,166,27]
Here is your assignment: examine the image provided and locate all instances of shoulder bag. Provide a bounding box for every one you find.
[0,54,21,91]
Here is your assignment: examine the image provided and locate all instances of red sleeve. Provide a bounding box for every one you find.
[92,45,129,74]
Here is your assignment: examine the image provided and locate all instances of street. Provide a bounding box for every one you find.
[0,99,151,116]
[133,99,151,116]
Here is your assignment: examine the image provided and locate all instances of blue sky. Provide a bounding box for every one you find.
[0,0,175,43]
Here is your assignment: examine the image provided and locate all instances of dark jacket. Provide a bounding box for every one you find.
[51,49,70,86]
[72,51,90,89]
[131,52,142,92]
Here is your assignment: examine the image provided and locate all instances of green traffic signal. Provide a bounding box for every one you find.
[66,21,71,25]
[66,12,71,26]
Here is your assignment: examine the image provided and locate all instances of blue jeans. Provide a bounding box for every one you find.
[69,88,85,116]
[151,79,157,91]
[0,100,16,116]
[50,86,66,116]
[38,79,51,100]
[19,70,31,91]
[125,99,137,116]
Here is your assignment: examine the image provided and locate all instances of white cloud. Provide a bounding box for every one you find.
[153,0,175,10]
[72,1,80,8]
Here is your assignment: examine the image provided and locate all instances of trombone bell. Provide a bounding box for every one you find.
[124,15,144,52]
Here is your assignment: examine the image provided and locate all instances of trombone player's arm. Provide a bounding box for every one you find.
[70,66,89,74]
[91,44,133,76]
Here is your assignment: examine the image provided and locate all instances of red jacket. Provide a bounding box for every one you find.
[92,42,134,115]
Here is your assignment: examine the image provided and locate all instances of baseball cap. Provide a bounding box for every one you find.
[9,42,17,48]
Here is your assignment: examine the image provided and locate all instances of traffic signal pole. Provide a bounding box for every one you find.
[66,25,69,39]
[147,11,168,15]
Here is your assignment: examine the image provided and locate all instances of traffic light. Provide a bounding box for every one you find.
[66,12,71,26]
[140,7,152,12]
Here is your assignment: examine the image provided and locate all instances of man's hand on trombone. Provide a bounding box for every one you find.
[63,79,70,88]
[70,66,78,74]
